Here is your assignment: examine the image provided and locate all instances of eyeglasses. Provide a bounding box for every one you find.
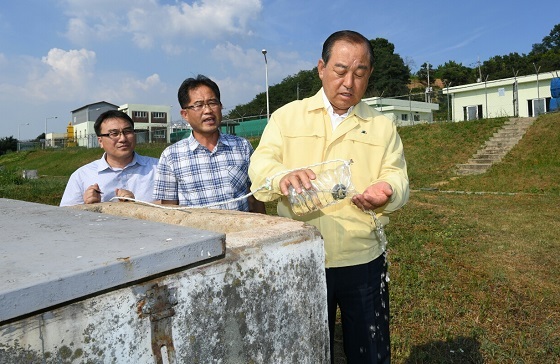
[184,99,222,112]
[98,128,135,139]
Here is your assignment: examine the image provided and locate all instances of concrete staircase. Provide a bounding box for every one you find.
[455,117,536,175]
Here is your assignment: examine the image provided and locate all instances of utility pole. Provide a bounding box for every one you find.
[425,62,431,103]
[533,62,541,116]
[445,81,452,122]
[484,75,489,119]
[477,57,483,82]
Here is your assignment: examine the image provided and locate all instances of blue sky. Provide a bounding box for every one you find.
[1,0,558,140]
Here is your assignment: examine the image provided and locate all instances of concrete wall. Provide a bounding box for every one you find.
[0,201,329,363]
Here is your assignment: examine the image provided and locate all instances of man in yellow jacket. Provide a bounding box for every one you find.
[249,30,409,363]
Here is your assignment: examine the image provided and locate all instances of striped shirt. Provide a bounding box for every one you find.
[153,133,253,211]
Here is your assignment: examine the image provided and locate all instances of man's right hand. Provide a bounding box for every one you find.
[279,169,316,196]
[83,183,102,204]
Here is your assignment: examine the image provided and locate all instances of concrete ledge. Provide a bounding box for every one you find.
[1,201,329,363]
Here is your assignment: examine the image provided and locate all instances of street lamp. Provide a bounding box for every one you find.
[18,123,30,152]
[45,116,58,148]
[262,49,270,122]
[18,123,29,141]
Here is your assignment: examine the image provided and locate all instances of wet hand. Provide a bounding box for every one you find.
[351,181,393,211]
[279,169,316,196]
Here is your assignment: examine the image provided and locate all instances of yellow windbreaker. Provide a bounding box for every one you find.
[249,89,409,268]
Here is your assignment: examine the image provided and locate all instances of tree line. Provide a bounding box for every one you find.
[226,23,560,122]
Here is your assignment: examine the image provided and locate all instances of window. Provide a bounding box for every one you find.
[133,111,148,118]
[154,129,166,138]
[151,111,167,123]
[413,114,420,122]
[463,105,482,121]
[528,98,546,117]
[401,114,408,121]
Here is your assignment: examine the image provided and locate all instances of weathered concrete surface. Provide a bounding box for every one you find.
[0,199,225,323]
[0,201,329,363]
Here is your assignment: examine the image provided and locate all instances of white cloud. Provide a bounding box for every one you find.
[0,46,169,112]
[2,48,96,102]
[62,0,263,54]
[90,73,168,103]
[19,48,97,101]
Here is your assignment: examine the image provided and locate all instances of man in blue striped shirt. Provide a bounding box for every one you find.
[153,75,265,213]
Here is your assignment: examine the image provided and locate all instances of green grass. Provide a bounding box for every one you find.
[1,115,559,363]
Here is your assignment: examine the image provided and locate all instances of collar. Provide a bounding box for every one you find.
[186,132,230,152]
[321,88,354,119]
[97,152,138,172]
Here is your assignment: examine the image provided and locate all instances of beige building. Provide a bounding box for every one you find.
[443,70,559,121]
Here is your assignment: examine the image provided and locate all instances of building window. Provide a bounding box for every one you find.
[528,98,546,117]
[151,111,167,123]
[463,105,482,121]
[401,114,408,121]
[413,114,420,122]
[133,111,148,118]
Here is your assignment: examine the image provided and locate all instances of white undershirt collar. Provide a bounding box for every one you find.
[321,89,353,130]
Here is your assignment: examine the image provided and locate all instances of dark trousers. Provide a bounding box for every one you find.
[326,254,390,364]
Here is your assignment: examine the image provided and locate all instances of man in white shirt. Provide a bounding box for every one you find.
[60,110,159,207]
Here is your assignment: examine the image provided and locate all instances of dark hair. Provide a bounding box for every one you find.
[94,110,134,136]
[321,30,374,69]
[177,74,221,109]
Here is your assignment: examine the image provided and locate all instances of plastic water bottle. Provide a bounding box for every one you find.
[287,163,355,216]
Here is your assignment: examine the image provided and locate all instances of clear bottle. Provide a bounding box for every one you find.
[287,162,355,216]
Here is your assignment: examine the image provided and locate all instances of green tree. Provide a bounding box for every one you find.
[0,136,18,155]
[481,52,528,80]
[225,69,321,120]
[435,61,476,86]
[416,62,436,87]
[368,38,410,97]
[532,23,560,53]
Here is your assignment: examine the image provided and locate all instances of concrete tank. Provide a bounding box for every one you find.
[0,199,329,363]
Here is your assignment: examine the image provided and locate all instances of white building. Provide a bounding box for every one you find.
[119,104,172,143]
[363,96,439,126]
[70,102,172,148]
[443,70,560,121]
[45,132,67,148]
[71,102,119,148]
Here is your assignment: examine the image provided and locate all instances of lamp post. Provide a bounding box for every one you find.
[18,123,29,152]
[18,123,29,141]
[262,49,270,122]
[44,116,58,148]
